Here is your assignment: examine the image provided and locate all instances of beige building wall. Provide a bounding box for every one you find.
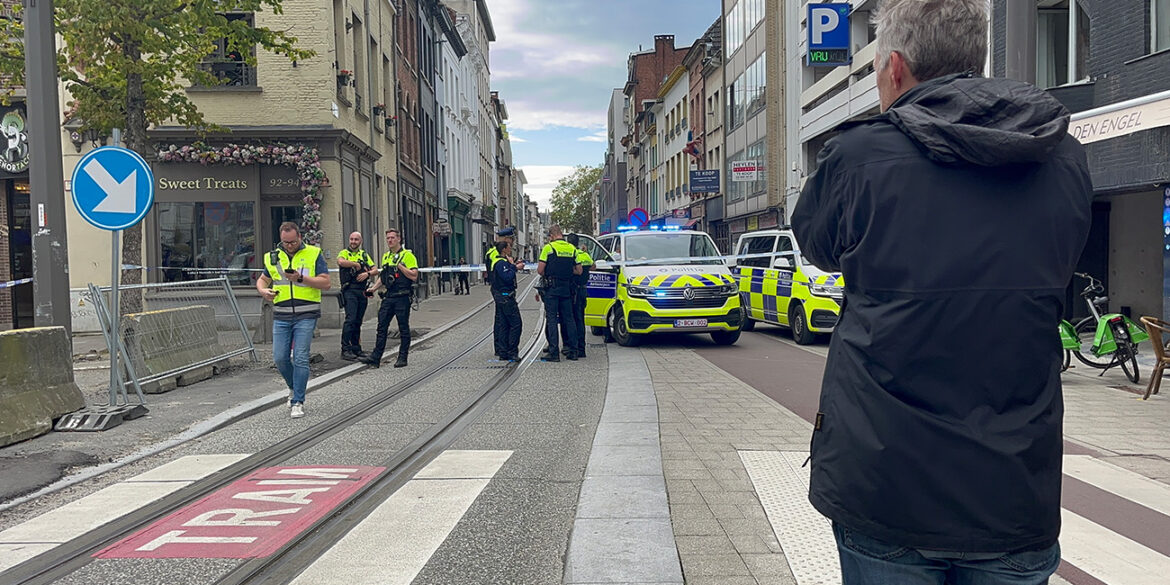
[60,0,400,288]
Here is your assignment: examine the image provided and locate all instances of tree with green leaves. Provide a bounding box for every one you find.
[549,164,601,235]
[0,0,312,305]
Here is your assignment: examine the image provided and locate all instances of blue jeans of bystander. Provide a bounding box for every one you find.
[273,317,317,405]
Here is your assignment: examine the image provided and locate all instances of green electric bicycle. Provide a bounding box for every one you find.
[1058,272,1148,383]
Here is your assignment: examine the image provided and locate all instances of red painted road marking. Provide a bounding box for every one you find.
[95,466,384,559]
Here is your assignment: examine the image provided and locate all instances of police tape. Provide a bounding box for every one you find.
[115,264,499,275]
[0,277,32,289]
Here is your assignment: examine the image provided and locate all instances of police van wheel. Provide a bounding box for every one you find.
[741,317,756,332]
[790,304,816,345]
[711,330,741,346]
[610,305,640,347]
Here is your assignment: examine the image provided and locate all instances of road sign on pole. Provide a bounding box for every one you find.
[71,146,155,231]
[628,208,649,227]
[71,144,154,407]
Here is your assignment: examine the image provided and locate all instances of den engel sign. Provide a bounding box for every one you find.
[807,3,852,67]
[1069,92,1170,145]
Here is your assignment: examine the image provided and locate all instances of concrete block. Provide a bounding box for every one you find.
[0,327,87,447]
[176,365,214,387]
[120,305,226,379]
[135,377,178,395]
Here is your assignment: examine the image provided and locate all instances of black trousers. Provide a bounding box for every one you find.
[493,290,522,359]
[572,286,587,353]
[544,292,578,355]
[369,294,411,362]
[341,288,368,353]
[458,273,470,294]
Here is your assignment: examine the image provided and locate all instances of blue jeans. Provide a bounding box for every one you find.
[834,523,1060,585]
[273,317,316,405]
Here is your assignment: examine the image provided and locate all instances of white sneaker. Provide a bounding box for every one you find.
[290,404,305,418]
[287,391,293,407]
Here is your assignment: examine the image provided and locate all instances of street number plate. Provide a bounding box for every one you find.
[674,319,708,327]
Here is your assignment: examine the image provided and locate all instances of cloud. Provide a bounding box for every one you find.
[506,106,607,132]
[577,130,608,143]
[519,165,576,210]
[508,134,528,143]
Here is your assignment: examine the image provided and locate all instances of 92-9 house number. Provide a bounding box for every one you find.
[268,177,299,188]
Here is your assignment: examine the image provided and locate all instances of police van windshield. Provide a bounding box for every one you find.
[624,234,721,265]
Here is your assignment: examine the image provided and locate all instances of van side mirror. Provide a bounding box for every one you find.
[773,256,795,270]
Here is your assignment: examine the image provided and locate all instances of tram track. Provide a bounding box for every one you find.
[2,279,545,585]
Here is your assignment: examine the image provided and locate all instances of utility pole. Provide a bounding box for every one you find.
[25,0,72,335]
[1004,0,1037,84]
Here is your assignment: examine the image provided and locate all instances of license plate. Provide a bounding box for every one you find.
[674,319,708,327]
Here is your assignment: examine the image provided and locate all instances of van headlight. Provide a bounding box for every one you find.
[627,285,652,297]
[719,284,737,297]
[809,283,844,299]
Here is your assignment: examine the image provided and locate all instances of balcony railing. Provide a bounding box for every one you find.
[198,61,256,87]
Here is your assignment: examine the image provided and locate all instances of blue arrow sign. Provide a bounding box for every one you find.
[71,146,155,231]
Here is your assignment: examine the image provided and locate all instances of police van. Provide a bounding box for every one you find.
[733,229,843,344]
[572,227,743,347]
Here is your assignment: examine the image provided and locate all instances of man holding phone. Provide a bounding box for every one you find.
[257,222,331,419]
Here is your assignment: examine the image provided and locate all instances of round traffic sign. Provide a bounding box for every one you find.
[628,207,649,227]
[71,146,155,231]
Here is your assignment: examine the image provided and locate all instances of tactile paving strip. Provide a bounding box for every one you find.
[739,450,841,585]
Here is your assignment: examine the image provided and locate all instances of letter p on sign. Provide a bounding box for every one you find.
[811,7,840,45]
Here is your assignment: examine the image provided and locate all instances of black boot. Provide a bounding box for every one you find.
[394,354,408,368]
[360,356,381,368]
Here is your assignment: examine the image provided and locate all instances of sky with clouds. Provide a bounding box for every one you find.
[485,0,721,211]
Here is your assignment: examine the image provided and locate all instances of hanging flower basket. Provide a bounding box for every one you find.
[156,142,329,246]
[337,70,353,86]
[372,103,386,116]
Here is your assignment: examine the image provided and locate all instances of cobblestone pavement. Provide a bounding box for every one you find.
[647,346,807,585]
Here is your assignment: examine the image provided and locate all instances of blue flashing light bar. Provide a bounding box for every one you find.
[618,225,638,231]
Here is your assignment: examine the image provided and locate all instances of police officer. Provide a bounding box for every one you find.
[361,229,419,368]
[337,231,376,361]
[257,222,331,419]
[489,226,515,357]
[566,234,593,359]
[538,224,581,362]
[491,240,525,361]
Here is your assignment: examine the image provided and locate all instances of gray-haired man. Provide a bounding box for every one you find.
[792,1,1093,583]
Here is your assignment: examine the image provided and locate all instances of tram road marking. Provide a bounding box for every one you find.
[96,466,384,558]
[1063,455,1170,518]
[290,450,512,585]
[0,454,249,572]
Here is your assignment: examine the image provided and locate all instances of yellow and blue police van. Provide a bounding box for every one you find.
[733,229,843,345]
[572,227,743,347]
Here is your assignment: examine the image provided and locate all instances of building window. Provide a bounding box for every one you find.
[1156,0,1170,53]
[1037,1,1090,89]
[199,13,256,87]
[158,202,255,283]
[746,53,766,119]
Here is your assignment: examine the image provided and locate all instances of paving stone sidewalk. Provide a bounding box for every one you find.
[646,346,808,585]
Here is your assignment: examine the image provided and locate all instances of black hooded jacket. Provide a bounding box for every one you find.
[792,74,1093,552]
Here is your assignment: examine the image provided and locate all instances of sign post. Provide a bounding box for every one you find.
[71,144,155,408]
[807,3,852,67]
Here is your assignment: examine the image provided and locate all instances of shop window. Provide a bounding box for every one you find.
[200,13,256,87]
[158,202,255,284]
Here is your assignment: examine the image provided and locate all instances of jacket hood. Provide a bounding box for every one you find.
[884,74,1071,167]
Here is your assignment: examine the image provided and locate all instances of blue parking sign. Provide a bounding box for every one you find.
[807,3,852,67]
[71,146,155,231]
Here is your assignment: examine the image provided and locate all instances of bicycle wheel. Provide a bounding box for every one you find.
[1061,349,1071,372]
[1116,341,1141,384]
[1072,318,1117,369]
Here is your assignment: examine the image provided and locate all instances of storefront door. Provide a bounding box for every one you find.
[7,180,32,328]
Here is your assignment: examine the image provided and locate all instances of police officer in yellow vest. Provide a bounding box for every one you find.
[566,234,593,358]
[491,240,525,361]
[337,231,377,361]
[361,228,419,369]
[538,224,582,362]
[257,222,331,419]
[487,226,515,356]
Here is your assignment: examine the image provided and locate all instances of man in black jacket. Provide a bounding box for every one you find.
[792,1,1093,583]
